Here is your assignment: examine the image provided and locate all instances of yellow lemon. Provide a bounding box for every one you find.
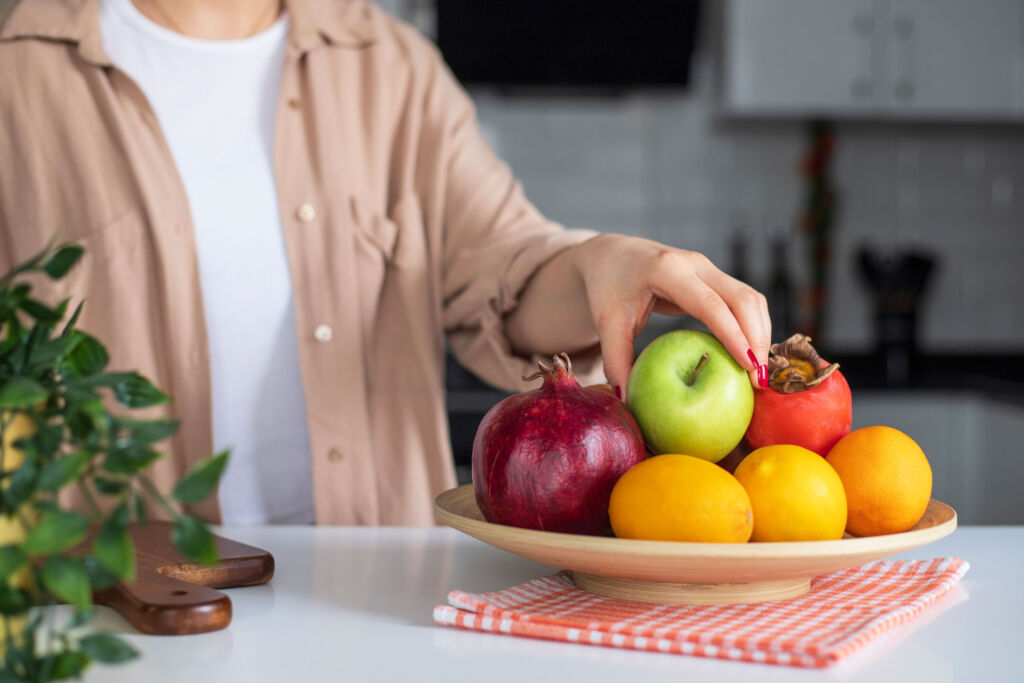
[1,410,34,550]
[1,410,36,653]
[734,444,847,542]
[609,454,753,543]
[826,426,932,537]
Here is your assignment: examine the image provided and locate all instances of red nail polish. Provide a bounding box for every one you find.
[748,348,769,388]
[614,385,622,400]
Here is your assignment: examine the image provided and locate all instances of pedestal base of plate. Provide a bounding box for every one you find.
[571,572,812,605]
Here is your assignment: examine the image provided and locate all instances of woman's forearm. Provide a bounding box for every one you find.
[504,241,599,358]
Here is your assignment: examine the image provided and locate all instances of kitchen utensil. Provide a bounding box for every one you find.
[857,246,937,384]
[93,522,274,635]
[434,485,956,605]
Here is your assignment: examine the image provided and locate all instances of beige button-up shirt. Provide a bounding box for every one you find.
[0,0,599,525]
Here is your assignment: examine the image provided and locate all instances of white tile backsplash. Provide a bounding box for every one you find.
[465,68,1024,355]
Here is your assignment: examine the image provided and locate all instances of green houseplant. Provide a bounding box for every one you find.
[0,242,228,681]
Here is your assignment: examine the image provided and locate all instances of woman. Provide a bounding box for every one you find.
[0,0,770,526]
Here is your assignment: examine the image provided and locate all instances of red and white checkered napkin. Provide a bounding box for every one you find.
[433,557,968,668]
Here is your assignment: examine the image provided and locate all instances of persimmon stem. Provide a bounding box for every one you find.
[687,353,710,386]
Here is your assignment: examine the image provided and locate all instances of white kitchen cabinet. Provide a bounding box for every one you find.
[972,398,1024,523]
[723,0,881,113]
[853,391,1024,525]
[885,0,1023,115]
[723,0,1024,120]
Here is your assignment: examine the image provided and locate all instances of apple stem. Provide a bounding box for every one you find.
[687,353,710,386]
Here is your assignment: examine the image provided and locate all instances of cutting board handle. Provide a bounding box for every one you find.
[93,522,274,635]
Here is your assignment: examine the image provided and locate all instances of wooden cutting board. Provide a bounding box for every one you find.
[93,522,275,635]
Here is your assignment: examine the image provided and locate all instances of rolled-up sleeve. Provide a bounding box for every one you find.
[409,42,603,392]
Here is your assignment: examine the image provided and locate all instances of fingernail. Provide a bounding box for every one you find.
[614,385,622,400]
[747,348,769,388]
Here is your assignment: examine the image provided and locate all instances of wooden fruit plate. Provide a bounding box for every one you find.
[434,485,957,605]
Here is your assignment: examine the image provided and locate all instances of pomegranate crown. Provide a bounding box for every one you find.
[522,352,573,384]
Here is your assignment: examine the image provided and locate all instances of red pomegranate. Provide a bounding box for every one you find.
[472,353,646,536]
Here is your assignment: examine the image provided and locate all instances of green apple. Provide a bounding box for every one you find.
[626,330,753,463]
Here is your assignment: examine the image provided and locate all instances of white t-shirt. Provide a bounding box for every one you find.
[99,0,316,524]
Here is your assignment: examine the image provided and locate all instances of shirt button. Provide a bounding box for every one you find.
[314,324,333,343]
[296,203,316,222]
[328,447,344,462]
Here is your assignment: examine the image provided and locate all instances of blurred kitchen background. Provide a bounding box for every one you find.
[378,0,1024,524]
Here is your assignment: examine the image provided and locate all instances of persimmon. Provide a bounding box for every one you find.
[744,334,851,457]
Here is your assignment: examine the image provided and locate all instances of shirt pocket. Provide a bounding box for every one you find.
[349,195,441,391]
[48,209,169,385]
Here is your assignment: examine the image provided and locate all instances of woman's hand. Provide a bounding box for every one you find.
[506,233,771,394]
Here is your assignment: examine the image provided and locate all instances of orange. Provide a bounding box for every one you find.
[825,425,932,537]
[733,445,847,542]
[608,454,752,543]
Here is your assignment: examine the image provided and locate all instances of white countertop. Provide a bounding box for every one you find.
[80,526,1023,682]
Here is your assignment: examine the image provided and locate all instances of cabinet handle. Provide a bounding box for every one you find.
[894,15,914,38]
[853,13,874,33]
[894,79,915,100]
[851,77,873,99]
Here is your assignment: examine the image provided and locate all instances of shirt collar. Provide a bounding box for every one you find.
[0,0,377,65]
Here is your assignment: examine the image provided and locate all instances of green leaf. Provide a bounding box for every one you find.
[21,510,89,556]
[172,516,218,566]
[78,632,138,663]
[37,450,92,491]
[1,240,52,283]
[42,556,91,607]
[43,245,84,279]
[14,321,48,371]
[0,669,23,683]
[117,417,180,445]
[0,583,30,615]
[133,495,147,524]
[82,556,119,591]
[67,605,96,629]
[62,383,108,438]
[27,332,82,367]
[0,377,48,409]
[50,651,90,679]
[61,299,85,337]
[5,620,38,672]
[172,450,229,504]
[93,523,135,582]
[0,334,19,363]
[102,446,161,475]
[29,423,64,459]
[107,501,129,529]
[19,298,62,322]
[62,332,108,378]
[4,460,38,510]
[87,372,170,408]
[93,477,127,496]
[0,545,27,581]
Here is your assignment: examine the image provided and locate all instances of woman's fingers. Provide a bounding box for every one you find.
[579,240,771,394]
[698,264,772,375]
[594,308,637,399]
[649,252,769,386]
